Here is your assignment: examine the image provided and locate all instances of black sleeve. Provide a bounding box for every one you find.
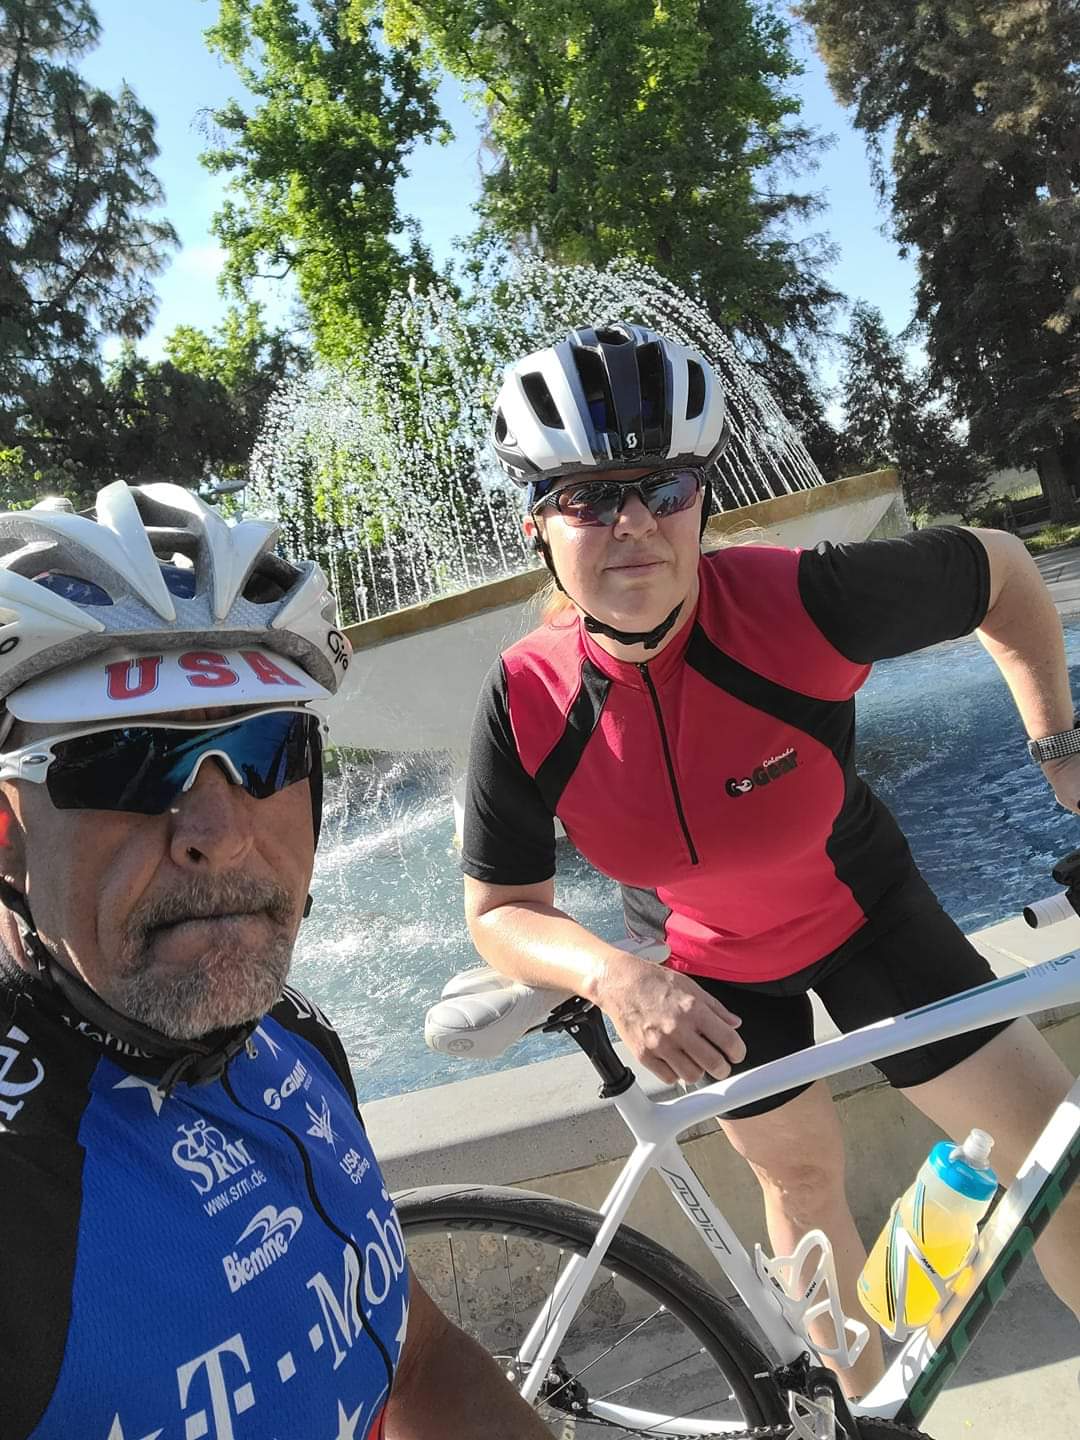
[460,658,557,886]
[797,526,991,664]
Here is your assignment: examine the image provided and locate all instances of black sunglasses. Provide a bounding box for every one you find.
[0,709,323,815]
[531,467,704,528]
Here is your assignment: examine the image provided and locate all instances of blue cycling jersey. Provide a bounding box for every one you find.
[0,971,406,1440]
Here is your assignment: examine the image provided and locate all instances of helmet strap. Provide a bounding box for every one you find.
[700,480,713,540]
[0,876,257,1089]
[582,602,684,652]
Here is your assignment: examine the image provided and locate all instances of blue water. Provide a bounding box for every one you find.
[293,620,1080,1101]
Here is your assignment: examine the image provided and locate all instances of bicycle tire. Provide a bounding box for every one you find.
[856,1424,934,1439]
[396,1182,788,1437]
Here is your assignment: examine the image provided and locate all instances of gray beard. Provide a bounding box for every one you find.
[105,875,298,1040]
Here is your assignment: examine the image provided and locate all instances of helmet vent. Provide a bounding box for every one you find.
[242,553,295,604]
[595,326,630,346]
[521,373,565,430]
[574,350,616,434]
[493,408,509,443]
[686,360,706,420]
[637,342,666,430]
[32,573,114,607]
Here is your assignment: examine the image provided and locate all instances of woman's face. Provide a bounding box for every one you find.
[525,467,704,644]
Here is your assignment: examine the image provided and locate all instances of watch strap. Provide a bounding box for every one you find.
[1027,719,1080,764]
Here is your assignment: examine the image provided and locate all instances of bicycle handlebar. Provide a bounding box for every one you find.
[1022,891,1080,928]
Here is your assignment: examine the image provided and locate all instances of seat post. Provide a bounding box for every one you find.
[546,1001,636,1098]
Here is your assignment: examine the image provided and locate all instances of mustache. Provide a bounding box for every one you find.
[127,876,295,944]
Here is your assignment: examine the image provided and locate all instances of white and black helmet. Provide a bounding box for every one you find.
[0,481,350,719]
[491,322,730,490]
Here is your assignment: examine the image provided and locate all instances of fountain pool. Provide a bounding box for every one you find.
[291,616,1080,1103]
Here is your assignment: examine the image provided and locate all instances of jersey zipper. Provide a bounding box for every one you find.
[221,1068,397,1392]
[638,663,699,865]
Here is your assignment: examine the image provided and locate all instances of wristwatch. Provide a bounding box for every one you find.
[1027,719,1080,764]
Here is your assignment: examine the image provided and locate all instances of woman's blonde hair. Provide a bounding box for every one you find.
[536,582,577,624]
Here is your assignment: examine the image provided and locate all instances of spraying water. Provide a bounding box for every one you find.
[247,258,826,624]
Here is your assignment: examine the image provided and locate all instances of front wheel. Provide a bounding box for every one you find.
[396,1183,787,1437]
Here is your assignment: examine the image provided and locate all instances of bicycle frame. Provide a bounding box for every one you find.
[512,951,1080,1428]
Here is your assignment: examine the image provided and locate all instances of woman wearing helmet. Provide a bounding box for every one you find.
[462,322,1080,1395]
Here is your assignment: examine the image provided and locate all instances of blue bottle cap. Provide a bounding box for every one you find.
[928,1140,998,1201]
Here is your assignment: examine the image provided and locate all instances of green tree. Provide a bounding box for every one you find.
[202,0,448,364]
[164,302,307,466]
[749,343,850,480]
[0,0,177,468]
[799,0,1080,519]
[388,0,838,348]
[839,302,989,521]
[0,306,304,508]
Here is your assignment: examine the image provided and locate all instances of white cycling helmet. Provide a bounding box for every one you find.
[0,481,350,733]
[490,321,730,491]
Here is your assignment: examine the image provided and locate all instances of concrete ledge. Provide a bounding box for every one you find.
[329,469,906,752]
[368,916,1080,1278]
[703,468,900,542]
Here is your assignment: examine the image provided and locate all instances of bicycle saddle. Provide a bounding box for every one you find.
[424,938,670,1060]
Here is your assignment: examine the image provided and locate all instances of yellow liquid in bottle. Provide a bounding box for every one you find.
[858,1182,980,1329]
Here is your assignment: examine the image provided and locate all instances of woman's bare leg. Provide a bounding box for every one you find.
[901,1018,1080,1318]
[721,1079,885,1398]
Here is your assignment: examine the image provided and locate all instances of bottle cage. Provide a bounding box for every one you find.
[857,1214,972,1343]
[755,1230,870,1366]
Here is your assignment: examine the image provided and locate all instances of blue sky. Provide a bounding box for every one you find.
[80,0,918,387]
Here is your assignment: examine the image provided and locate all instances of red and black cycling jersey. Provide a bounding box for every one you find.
[461,527,990,983]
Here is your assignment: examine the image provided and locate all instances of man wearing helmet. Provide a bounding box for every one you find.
[462,323,1080,1396]
[0,484,548,1437]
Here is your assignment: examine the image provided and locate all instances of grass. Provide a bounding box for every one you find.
[1023,523,1080,555]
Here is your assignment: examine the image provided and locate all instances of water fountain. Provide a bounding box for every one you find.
[246,257,906,753]
[250,258,829,620]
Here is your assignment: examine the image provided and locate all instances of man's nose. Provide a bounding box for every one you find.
[167,758,255,870]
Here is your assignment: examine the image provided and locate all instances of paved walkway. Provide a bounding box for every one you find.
[1035,544,1080,614]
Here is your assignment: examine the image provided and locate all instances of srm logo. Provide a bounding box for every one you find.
[725,747,798,799]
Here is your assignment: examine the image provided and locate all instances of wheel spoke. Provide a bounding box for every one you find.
[591,1352,734,1405]
[398,1189,782,1438]
[447,1233,463,1328]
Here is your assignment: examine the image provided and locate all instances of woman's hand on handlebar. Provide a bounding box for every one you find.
[594,952,746,1085]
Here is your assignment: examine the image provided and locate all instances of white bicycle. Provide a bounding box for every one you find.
[396,855,1080,1439]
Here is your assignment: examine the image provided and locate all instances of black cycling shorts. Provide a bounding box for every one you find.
[693,872,1013,1120]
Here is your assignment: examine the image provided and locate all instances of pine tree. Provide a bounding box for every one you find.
[1,0,177,473]
[800,0,1080,518]
[839,302,989,520]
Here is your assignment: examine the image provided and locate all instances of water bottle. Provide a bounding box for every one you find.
[858,1129,998,1333]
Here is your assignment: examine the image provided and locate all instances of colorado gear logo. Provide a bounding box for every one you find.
[725,747,799,799]
[222,1205,304,1292]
